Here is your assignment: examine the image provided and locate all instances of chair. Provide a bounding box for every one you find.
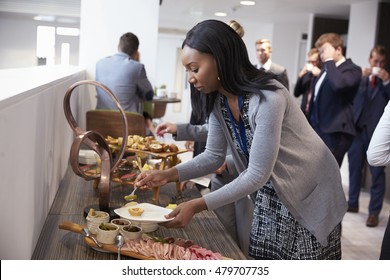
[86,109,146,138]
[152,102,167,119]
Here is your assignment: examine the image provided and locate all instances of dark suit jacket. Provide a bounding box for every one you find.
[353,75,390,138]
[293,72,315,116]
[311,58,362,135]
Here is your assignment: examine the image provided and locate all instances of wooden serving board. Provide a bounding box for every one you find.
[59,221,231,260]
[58,221,155,260]
[109,144,189,158]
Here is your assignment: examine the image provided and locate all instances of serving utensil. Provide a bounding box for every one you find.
[115,234,124,260]
[124,186,138,201]
[81,228,103,248]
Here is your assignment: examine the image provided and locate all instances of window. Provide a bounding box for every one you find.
[36,26,55,65]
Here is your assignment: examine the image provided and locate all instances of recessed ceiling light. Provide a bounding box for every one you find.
[240,0,256,5]
[214,12,227,17]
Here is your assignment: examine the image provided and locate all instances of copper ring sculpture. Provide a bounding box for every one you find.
[63,80,128,212]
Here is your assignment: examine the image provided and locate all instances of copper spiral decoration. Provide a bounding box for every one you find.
[63,80,128,212]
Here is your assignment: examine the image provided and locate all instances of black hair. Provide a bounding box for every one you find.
[182,19,277,116]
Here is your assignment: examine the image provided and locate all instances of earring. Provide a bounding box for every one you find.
[218,76,220,81]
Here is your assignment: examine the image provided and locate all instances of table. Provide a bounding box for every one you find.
[31,165,246,260]
[143,97,181,119]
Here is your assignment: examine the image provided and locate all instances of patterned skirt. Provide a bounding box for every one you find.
[249,181,342,260]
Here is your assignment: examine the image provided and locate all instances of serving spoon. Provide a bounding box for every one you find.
[81,228,103,248]
[124,186,138,201]
[115,234,124,260]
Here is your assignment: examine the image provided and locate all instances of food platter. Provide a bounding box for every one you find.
[114,203,173,223]
[58,221,230,260]
[109,145,188,158]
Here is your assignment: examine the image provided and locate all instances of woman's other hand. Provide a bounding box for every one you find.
[155,122,178,137]
[185,141,194,151]
[160,198,207,228]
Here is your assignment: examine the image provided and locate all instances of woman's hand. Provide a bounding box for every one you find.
[155,122,178,137]
[134,168,179,189]
[160,198,207,228]
[214,161,227,175]
[185,141,194,151]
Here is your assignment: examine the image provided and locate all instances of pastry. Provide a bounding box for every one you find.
[128,207,144,216]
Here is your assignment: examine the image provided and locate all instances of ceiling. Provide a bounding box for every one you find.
[0,0,380,30]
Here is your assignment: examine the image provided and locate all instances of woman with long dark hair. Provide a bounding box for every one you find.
[135,20,347,259]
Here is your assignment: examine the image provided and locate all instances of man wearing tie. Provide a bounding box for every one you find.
[255,39,289,90]
[347,45,390,227]
[293,48,322,119]
[309,33,361,166]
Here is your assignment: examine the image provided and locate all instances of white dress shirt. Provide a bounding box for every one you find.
[367,100,390,166]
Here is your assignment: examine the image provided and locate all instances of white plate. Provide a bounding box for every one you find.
[114,203,173,223]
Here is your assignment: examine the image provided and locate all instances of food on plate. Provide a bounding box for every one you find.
[166,204,177,210]
[105,135,182,153]
[128,207,144,216]
[122,235,224,260]
[149,143,163,152]
[169,143,179,152]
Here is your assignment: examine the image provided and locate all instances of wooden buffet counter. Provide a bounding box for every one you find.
[31,165,246,260]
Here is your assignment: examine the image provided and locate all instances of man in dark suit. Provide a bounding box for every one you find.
[255,39,289,90]
[293,48,322,119]
[347,45,390,227]
[309,33,362,166]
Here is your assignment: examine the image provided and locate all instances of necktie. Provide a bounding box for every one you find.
[305,77,315,115]
[370,75,376,88]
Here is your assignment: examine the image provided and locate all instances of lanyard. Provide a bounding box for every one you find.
[224,95,249,159]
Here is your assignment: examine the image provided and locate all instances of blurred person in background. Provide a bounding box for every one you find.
[309,32,361,166]
[95,32,154,113]
[293,48,322,119]
[367,100,390,259]
[348,45,390,227]
[255,38,289,90]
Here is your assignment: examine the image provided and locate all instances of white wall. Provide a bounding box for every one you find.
[155,33,192,123]
[0,66,85,259]
[272,22,309,90]
[347,0,380,68]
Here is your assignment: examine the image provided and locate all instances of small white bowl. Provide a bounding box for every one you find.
[111,218,131,230]
[121,225,143,240]
[86,210,110,234]
[96,223,119,244]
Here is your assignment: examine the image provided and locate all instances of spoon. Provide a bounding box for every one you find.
[124,186,138,201]
[81,228,103,248]
[115,234,124,260]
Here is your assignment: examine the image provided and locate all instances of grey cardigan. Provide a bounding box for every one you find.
[175,85,347,246]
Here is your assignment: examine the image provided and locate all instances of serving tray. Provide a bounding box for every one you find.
[58,221,230,260]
